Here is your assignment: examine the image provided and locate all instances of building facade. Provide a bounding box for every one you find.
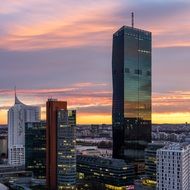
[8,94,40,165]
[112,26,152,163]
[46,99,76,190]
[0,165,32,183]
[25,121,46,179]
[145,142,165,181]
[77,155,134,189]
[157,143,190,190]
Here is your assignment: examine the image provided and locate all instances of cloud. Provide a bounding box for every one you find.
[0,106,11,110]
[73,82,107,88]
[0,46,112,89]
[0,86,111,101]
[116,0,190,48]
[153,91,190,114]
[0,0,119,51]
[1,0,189,51]
[153,47,190,93]
[77,105,111,114]
[1,87,190,124]
[0,83,112,124]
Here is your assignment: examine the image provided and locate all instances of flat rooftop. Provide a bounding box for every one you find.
[160,142,190,151]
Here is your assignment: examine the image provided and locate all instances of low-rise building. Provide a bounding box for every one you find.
[145,142,165,181]
[77,155,134,189]
[0,165,32,183]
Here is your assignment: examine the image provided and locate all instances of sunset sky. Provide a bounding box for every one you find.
[0,0,190,124]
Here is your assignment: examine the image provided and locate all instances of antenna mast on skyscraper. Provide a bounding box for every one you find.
[131,12,134,28]
[14,86,17,98]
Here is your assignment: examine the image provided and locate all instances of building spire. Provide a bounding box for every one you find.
[14,86,17,101]
[14,86,22,105]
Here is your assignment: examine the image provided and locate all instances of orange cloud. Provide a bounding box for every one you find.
[0,83,112,124]
[153,91,190,112]
[152,91,190,123]
[0,1,118,51]
[1,87,190,124]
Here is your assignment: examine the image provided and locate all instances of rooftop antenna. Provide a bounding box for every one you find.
[14,86,18,104]
[131,12,134,28]
[14,86,17,98]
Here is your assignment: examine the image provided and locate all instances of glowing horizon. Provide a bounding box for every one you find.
[1,88,190,125]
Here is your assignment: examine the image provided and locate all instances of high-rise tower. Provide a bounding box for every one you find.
[46,99,76,190]
[8,92,40,165]
[112,26,151,163]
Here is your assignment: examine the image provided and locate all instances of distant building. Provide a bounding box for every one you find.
[8,93,40,165]
[25,121,46,179]
[157,143,190,190]
[112,26,151,170]
[77,145,112,158]
[0,164,32,183]
[0,136,8,161]
[77,146,101,156]
[46,99,76,190]
[145,142,165,181]
[77,155,134,189]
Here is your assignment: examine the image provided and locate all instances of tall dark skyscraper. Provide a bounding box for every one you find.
[112,26,152,164]
[25,121,46,179]
[46,99,76,190]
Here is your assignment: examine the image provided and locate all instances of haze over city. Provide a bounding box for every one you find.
[0,0,190,124]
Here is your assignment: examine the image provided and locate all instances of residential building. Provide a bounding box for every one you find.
[157,143,190,190]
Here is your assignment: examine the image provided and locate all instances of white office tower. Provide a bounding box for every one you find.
[157,143,190,190]
[8,93,40,165]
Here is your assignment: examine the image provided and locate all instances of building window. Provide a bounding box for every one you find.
[147,71,151,76]
[134,69,142,75]
[125,68,130,73]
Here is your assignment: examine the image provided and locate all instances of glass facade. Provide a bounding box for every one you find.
[112,26,151,162]
[25,121,46,179]
[57,110,76,190]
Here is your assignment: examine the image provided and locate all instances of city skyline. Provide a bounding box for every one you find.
[1,0,190,124]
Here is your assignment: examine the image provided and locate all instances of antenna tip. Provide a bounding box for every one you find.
[131,12,134,28]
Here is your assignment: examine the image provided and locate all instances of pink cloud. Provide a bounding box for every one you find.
[1,1,189,51]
